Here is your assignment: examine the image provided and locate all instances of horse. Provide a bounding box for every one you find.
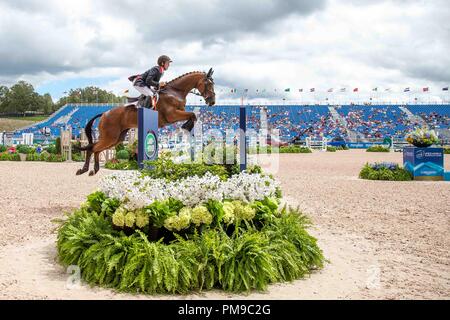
[75,68,216,176]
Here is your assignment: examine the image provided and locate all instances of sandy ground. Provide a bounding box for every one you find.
[0,150,449,300]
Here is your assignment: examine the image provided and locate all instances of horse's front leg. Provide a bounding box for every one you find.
[165,109,197,132]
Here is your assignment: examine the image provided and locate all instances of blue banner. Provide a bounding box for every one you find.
[345,142,386,149]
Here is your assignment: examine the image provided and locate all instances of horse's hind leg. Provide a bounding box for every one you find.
[90,152,101,176]
[76,148,93,175]
[89,140,119,176]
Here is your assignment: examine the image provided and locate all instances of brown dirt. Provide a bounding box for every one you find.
[0,150,449,299]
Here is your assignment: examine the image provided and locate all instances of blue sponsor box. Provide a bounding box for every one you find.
[403,147,444,181]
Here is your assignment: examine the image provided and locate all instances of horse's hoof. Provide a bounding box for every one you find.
[76,169,85,175]
[182,119,195,132]
[89,170,95,176]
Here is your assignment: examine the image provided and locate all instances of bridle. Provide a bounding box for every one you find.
[190,78,214,97]
[190,68,215,105]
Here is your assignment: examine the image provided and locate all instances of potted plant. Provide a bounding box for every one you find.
[17,145,33,161]
[406,128,439,148]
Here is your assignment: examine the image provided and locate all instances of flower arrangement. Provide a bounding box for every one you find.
[370,162,399,171]
[57,161,324,294]
[406,128,439,148]
[359,162,412,181]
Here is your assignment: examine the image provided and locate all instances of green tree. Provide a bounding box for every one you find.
[0,85,9,114]
[56,86,126,106]
[4,81,38,115]
[40,93,54,114]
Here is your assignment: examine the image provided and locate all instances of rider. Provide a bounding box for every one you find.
[129,55,172,108]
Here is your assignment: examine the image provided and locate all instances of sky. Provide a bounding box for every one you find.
[0,0,449,104]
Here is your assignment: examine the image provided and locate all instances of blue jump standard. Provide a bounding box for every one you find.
[137,108,159,169]
[403,146,444,181]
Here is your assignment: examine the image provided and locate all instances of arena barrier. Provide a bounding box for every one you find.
[305,137,327,151]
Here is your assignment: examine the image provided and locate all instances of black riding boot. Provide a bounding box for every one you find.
[143,96,152,109]
[137,94,145,105]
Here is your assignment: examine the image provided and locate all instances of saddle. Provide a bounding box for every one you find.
[126,93,159,110]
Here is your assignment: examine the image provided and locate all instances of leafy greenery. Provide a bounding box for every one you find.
[0,152,21,161]
[326,146,337,152]
[249,145,312,154]
[26,153,47,161]
[359,163,412,181]
[0,145,6,153]
[443,148,450,154]
[105,159,139,170]
[280,146,312,153]
[45,154,65,162]
[16,145,33,154]
[366,145,390,152]
[141,153,231,181]
[45,144,57,154]
[72,153,85,162]
[116,150,130,160]
[56,206,324,294]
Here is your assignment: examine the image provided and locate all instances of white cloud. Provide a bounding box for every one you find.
[0,0,449,104]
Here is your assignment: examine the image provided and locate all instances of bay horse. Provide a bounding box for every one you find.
[76,68,216,176]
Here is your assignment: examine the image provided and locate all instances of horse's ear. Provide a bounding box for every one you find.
[207,68,213,78]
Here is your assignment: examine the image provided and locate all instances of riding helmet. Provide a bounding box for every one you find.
[157,55,172,66]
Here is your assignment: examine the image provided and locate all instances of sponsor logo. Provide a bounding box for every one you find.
[416,150,425,159]
[144,131,158,159]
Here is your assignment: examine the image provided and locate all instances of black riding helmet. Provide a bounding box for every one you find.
[157,55,172,66]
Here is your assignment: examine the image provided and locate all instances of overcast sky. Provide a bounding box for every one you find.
[0,0,449,104]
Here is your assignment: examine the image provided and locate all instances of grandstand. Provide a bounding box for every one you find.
[9,103,450,144]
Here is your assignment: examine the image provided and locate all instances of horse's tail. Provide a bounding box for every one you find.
[74,113,103,151]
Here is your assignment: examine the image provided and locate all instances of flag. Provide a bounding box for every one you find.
[310,88,315,92]
[443,87,449,91]
[353,88,358,92]
[423,87,429,92]
[327,88,333,93]
[404,87,410,92]
[372,87,378,92]
[299,88,303,92]
[284,88,290,92]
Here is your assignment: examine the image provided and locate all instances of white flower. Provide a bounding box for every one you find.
[98,171,279,210]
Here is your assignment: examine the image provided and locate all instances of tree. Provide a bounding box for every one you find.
[40,93,54,114]
[5,81,38,115]
[57,86,125,106]
[0,85,9,114]
[0,81,55,115]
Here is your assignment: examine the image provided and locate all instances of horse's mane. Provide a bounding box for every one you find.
[166,71,205,86]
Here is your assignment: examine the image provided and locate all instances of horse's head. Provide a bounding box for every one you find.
[198,68,215,106]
